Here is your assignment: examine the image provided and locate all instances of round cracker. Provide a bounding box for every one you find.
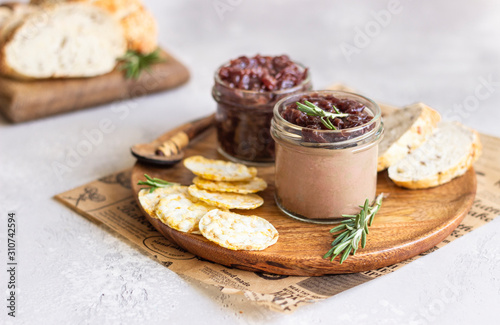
[188,185,264,210]
[155,191,218,234]
[192,176,267,194]
[199,209,279,251]
[183,155,257,181]
[138,185,187,217]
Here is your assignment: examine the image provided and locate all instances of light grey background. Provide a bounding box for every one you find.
[1,0,499,324]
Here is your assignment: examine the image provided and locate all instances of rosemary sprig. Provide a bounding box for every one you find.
[117,49,165,79]
[137,174,178,193]
[323,194,384,264]
[295,100,349,130]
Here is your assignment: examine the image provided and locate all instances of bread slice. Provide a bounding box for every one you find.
[378,102,441,171]
[31,0,157,54]
[0,3,126,79]
[0,4,39,45]
[388,122,481,189]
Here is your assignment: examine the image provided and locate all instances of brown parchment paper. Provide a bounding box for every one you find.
[55,131,500,313]
[54,85,500,313]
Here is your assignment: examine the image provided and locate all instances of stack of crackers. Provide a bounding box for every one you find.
[138,156,278,251]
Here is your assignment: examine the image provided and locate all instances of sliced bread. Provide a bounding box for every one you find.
[0,3,126,79]
[388,122,481,189]
[378,102,441,171]
[0,4,38,45]
[31,0,157,54]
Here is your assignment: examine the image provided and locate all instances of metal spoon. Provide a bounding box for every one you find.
[131,113,215,166]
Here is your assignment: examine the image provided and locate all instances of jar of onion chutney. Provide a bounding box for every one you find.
[271,90,384,223]
[212,55,311,165]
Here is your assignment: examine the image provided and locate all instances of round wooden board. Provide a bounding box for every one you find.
[131,128,476,276]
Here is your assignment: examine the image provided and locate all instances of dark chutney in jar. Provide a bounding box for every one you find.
[281,93,375,143]
[213,55,311,164]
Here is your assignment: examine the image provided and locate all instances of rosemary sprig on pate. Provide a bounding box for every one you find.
[137,174,178,193]
[295,100,349,130]
[118,49,164,79]
[324,194,384,264]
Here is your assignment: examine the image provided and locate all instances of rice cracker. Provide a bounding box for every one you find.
[183,155,257,181]
[188,185,264,210]
[155,191,219,234]
[192,176,267,194]
[138,185,187,216]
[199,209,279,251]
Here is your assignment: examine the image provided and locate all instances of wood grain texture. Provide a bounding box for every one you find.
[0,49,189,123]
[131,128,476,276]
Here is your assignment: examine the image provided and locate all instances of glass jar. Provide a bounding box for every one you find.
[212,64,311,165]
[271,90,384,223]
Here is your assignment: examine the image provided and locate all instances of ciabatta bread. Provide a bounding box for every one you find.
[388,122,481,189]
[378,103,441,171]
[0,3,126,79]
[30,0,157,53]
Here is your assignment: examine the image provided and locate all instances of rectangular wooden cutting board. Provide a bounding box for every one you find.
[0,49,189,123]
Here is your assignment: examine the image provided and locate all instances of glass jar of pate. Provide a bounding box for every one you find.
[271,90,384,223]
[212,55,311,165]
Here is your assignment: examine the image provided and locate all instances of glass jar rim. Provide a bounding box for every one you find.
[272,90,383,147]
[213,60,311,95]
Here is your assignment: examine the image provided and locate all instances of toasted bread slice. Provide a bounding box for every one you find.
[388,122,481,189]
[378,102,441,171]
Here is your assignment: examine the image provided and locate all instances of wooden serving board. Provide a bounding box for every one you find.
[0,49,189,123]
[131,128,476,276]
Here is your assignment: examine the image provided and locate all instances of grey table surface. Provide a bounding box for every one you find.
[1,0,500,324]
